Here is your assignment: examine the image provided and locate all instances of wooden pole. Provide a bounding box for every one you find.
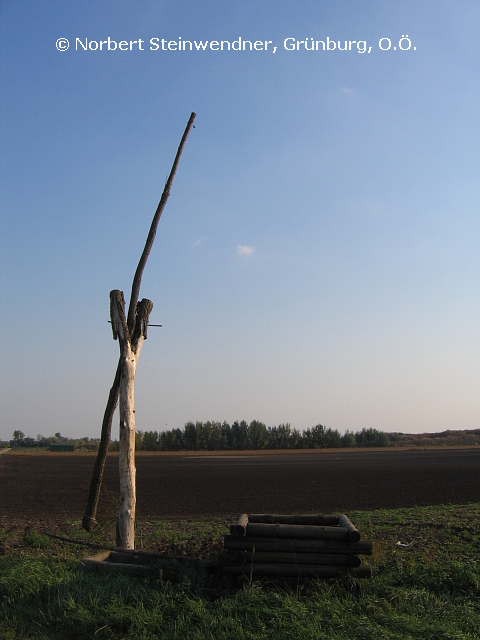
[126,112,197,333]
[82,361,120,531]
[110,292,153,548]
[82,112,196,532]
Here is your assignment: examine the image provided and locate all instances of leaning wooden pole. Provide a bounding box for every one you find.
[126,111,197,334]
[82,112,196,533]
[81,362,121,531]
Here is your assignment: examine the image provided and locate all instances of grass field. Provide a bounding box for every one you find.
[1,503,479,639]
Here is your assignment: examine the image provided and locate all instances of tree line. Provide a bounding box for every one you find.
[7,430,99,451]
[6,425,480,452]
[127,421,391,451]
[6,423,390,451]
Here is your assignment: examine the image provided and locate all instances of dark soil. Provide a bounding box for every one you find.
[1,448,479,537]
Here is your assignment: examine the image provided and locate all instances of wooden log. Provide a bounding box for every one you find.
[223,535,372,555]
[234,551,361,567]
[40,529,195,560]
[337,514,361,543]
[77,550,153,573]
[248,514,339,526]
[80,551,110,563]
[224,563,372,578]
[232,550,247,564]
[109,551,158,565]
[234,513,249,536]
[79,558,157,574]
[245,523,348,540]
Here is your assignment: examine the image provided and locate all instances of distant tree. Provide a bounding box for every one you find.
[375,431,391,447]
[194,422,206,450]
[310,424,326,448]
[324,427,342,448]
[341,430,356,447]
[142,431,159,451]
[355,428,390,447]
[221,421,231,449]
[248,420,267,449]
[290,427,302,448]
[208,421,223,450]
[276,424,292,448]
[12,430,25,445]
[237,421,249,450]
[135,430,144,451]
[302,427,315,448]
[200,421,212,450]
[171,428,184,450]
[184,422,197,450]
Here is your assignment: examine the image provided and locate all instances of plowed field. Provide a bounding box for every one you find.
[1,448,479,534]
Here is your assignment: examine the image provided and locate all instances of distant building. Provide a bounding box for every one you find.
[49,443,75,452]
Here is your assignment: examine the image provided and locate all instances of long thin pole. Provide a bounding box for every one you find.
[82,112,196,532]
[40,529,199,561]
[127,112,196,332]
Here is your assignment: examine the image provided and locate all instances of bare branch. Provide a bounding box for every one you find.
[127,112,196,332]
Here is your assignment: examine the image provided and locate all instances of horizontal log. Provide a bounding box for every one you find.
[233,513,249,536]
[246,523,348,540]
[233,551,360,567]
[232,550,248,564]
[248,514,339,526]
[224,563,372,578]
[224,535,372,555]
[109,551,159,565]
[78,558,157,574]
[40,529,188,560]
[81,551,110,562]
[338,514,361,543]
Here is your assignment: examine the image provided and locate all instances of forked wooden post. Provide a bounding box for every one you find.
[110,292,153,548]
[82,112,196,534]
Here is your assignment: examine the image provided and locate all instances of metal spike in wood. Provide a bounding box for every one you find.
[81,112,196,533]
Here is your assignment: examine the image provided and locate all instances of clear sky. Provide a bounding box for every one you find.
[0,0,478,441]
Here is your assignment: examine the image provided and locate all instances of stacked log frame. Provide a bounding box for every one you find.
[223,513,372,579]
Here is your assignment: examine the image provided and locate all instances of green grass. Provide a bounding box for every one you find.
[1,504,479,639]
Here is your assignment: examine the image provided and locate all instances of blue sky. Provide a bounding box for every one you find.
[0,0,478,441]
